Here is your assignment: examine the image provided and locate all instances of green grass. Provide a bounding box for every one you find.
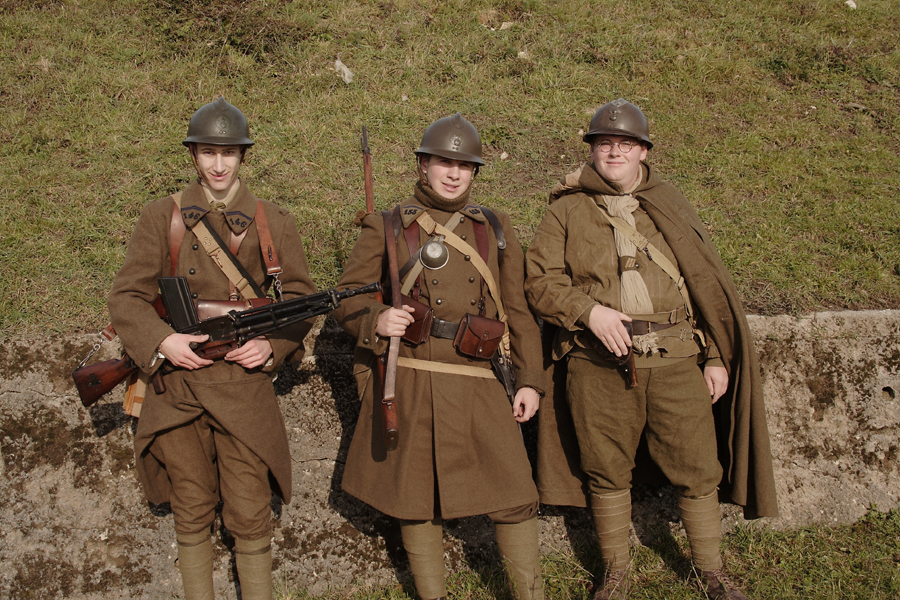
[1,0,899,336]
[275,507,900,599]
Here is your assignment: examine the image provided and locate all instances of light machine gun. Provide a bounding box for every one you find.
[73,279,380,407]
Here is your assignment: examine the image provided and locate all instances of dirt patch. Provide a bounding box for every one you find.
[1,311,899,597]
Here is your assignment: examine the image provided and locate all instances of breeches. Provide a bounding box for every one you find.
[149,411,272,540]
[566,356,722,498]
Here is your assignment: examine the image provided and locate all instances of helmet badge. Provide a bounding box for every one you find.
[608,97,627,121]
[450,134,462,152]
[215,114,230,134]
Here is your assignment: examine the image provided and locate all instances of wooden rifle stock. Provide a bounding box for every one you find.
[73,355,137,408]
[381,209,402,452]
[362,126,399,451]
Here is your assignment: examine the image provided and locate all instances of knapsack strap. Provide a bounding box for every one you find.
[593,203,693,321]
[192,215,264,300]
[169,192,186,277]
[398,211,465,297]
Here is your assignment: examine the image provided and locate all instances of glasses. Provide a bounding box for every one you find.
[594,140,638,154]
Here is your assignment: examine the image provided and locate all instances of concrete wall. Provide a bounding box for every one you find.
[0,310,897,598]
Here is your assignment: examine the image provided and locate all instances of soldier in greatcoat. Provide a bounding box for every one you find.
[108,97,316,600]
[333,114,547,600]
[524,99,778,600]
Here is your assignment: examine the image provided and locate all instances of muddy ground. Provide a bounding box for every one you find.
[0,310,898,598]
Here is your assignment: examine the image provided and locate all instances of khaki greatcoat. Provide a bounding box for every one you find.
[333,194,546,521]
[525,163,778,519]
[108,179,316,505]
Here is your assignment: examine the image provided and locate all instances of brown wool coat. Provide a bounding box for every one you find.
[525,163,778,519]
[333,196,547,520]
[108,180,316,505]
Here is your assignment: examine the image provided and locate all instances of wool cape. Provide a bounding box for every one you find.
[333,183,546,521]
[107,179,316,506]
[531,163,778,519]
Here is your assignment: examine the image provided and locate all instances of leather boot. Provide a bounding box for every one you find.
[494,516,544,600]
[234,535,273,600]
[593,568,630,600]
[700,569,752,600]
[399,518,447,600]
[176,532,214,600]
[590,490,632,599]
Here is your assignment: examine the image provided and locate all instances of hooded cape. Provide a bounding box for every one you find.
[534,163,778,519]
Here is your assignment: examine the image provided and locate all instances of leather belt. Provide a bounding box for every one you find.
[630,320,680,336]
[430,318,459,340]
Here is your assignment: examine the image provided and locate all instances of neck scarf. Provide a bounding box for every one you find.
[413,179,470,212]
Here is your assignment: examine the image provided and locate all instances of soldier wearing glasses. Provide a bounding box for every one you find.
[524,99,777,599]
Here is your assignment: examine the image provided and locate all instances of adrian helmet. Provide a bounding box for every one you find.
[583,98,652,149]
[182,97,254,147]
[415,113,485,166]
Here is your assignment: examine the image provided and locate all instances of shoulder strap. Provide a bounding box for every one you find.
[478,206,506,267]
[593,203,693,320]
[173,191,266,301]
[193,216,265,300]
[415,212,507,324]
[398,211,465,296]
[169,192,186,277]
[254,200,282,277]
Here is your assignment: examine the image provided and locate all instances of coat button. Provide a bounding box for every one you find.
[189,268,196,275]
[468,277,475,283]
[464,255,471,261]
[436,299,443,305]
[461,234,467,240]
[363,338,370,344]
[470,299,477,305]
[459,217,465,223]
[192,244,199,250]
[432,279,439,285]
[191,293,198,299]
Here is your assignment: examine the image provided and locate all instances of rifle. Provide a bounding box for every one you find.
[362,126,400,451]
[73,279,381,407]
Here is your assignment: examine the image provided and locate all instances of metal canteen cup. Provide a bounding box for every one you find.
[420,235,449,270]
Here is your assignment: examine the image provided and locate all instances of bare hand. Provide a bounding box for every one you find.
[512,386,540,423]
[704,365,729,404]
[375,305,416,338]
[587,305,633,357]
[159,333,213,370]
[225,337,273,369]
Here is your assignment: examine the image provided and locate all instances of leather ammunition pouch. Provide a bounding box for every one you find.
[400,294,434,346]
[453,313,505,359]
[196,297,272,321]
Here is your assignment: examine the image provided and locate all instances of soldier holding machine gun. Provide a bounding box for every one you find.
[107,97,316,600]
[333,115,547,600]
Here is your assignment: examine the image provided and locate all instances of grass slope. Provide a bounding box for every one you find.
[1,0,898,334]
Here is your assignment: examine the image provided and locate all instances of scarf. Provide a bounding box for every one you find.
[413,179,471,212]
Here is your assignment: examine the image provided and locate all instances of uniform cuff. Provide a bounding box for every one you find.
[514,368,547,397]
